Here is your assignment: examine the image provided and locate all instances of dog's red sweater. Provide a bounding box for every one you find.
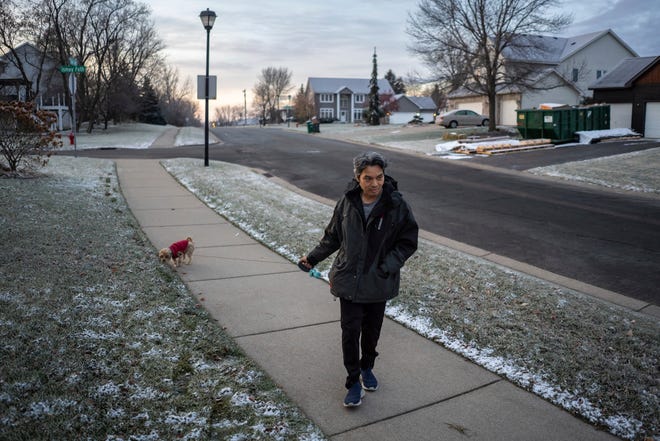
[169,240,189,257]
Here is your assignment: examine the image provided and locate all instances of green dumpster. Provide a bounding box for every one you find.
[306,121,313,133]
[517,105,610,143]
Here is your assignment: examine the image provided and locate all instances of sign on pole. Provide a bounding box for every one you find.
[68,74,76,94]
[58,62,84,156]
[197,75,217,100]
[59,65,86,73]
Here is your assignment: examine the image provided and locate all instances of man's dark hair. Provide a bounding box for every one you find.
[353,151,387,178]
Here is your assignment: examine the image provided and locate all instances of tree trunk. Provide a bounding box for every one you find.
[488,91,497,132]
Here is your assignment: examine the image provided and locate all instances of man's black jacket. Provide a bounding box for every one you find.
[307,175,418,303]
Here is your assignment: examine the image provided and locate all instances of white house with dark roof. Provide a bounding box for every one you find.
[447,29,639,126]
[0,42,65,102]
[306,77,394,123]
[389,95,437,124]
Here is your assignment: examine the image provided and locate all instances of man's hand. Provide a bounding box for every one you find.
[298,256,312,272]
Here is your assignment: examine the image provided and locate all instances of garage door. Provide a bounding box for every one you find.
[644,102,660,138]
[390,112,414,124]
[457,102,484,114]
[500,98,518,126]
[609,103,632,129]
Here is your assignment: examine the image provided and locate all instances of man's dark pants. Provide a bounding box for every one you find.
[340,298,387,388]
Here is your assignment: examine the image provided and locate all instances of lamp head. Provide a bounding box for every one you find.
[199,9,217,31]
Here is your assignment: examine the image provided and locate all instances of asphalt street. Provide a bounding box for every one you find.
[72,128,660,305]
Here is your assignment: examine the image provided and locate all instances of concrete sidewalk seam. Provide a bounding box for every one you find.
[233,319,341,339]
[182,270,303,283]
[193,254,297,265]
[139,221,227,226]
[328,378,503,437]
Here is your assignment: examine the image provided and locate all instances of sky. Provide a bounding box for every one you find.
[147,0,660,113]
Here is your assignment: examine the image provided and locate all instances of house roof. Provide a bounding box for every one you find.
[589,56,660,89]
[307,77,394,95]
[448,68,580,98]
[0,42,44,61]
[502,29,638,65]
[395,95,437,110]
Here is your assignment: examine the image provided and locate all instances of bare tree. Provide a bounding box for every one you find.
[0,0,63,102]
[156,64,199,127]
[252,67,293,124]
[37,0,164,132]
[214,105,242,126]
[292,83,314,122]
[252,81,270,125]
[403,70,425,96]
[407,0,572,130]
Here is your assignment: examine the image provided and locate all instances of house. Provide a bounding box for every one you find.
[306,77,394,123]
[447,29,638,126]
[389,95,437,124]
[590,56,660,138]
[0,42,63,102]
[0,42,70,129]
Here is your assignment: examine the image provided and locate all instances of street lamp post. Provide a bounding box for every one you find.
[199,8,216,167]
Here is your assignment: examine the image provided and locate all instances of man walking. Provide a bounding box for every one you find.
[299,151,418,407]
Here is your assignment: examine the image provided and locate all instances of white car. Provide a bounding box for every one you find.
[437,109,489,128]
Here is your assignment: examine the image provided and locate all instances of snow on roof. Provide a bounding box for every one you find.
[405,96,437,110]
[502,29,638,65]
[307,77,394,95]
[589,56,660,89]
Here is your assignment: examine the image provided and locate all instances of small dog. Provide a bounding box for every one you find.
[159,237,194,268]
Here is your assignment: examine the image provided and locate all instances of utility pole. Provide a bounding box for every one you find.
[243,89,247,125]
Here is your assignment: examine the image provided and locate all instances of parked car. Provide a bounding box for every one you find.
[437,109,489,128]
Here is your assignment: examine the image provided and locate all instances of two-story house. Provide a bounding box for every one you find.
[0,42,63,102]
[447,29,638,126]
[306,77,394,123]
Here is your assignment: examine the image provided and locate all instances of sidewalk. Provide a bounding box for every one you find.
[115,158,620,441]
[149,127,179,148]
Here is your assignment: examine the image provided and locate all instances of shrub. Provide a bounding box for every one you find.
[0,101,62,176]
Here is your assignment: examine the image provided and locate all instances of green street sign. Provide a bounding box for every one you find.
[59,65,86,73]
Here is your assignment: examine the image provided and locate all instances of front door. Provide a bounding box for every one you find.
[341,110,347,123]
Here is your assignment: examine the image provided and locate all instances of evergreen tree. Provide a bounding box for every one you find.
[138,77,166,125]
[385,69,406,94]
[429,83,446,109]
[367,48,381,126]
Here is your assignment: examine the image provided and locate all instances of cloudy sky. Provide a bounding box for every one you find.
[148,0,659,112]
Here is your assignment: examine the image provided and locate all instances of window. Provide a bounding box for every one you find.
[572,68,579,82]
[597,70,607,79]
[320,108,334,119]
[320,94,333,103]
[340,96,349,108]
[354,94,365,103]
[353,108,364,121]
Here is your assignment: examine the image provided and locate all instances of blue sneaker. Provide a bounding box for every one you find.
[360,368,378,391]
[343,382,365,407]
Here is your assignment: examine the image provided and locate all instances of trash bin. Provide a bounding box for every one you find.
[306,121,313,133]
[313,123,320,133]
[517,105,610,143]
